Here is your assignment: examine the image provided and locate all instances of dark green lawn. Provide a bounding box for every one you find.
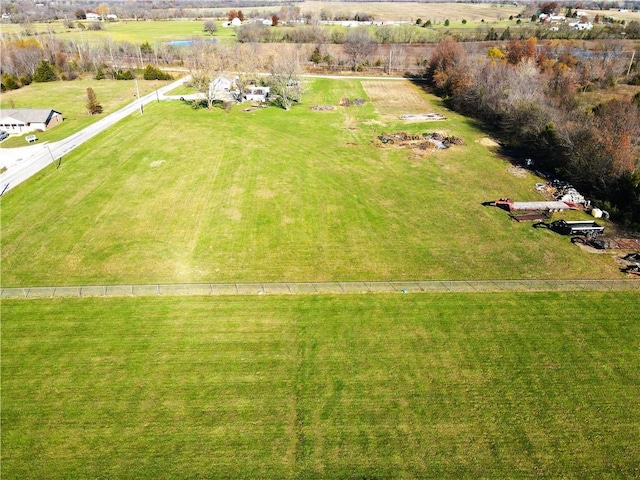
[2,292,639,479]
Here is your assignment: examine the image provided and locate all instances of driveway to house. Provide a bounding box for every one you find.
[0,76,190,195]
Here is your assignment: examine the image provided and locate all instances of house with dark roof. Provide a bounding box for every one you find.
[0,109,63,135]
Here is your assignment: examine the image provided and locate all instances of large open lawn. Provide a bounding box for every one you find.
[2,292,639,478]
[0,78,626,286]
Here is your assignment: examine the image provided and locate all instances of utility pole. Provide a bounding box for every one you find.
[135,78,143,114]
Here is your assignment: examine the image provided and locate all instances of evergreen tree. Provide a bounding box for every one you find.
[86,87,103,115]
[33,60,57,82]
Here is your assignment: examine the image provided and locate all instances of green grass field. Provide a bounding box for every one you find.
[1,19,237,44]
[0,78,174,146]
[2,292,639,478]
[0,78,625,286]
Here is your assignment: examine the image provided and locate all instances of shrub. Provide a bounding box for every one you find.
[143,65,172,80]
[1,73,21,91]
[114,69,135,80]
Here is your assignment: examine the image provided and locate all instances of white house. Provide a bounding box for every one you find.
[86,12,100,20]
[0,109,63,134]
[222,17,242,27]
[243,86,270,103]
[208,75,239,101]
[570,21,593,30]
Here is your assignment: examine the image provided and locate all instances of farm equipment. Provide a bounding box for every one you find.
[491,198,580,212]
[535,219,604,238]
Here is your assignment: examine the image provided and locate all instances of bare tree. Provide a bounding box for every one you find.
[386,44,407,74]
[267,46,302,110]
[343,27,378,70]
[203,20,217,35]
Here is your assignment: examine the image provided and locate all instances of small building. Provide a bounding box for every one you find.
[209,75,239,102]
[243,86,270,103]
[86,12,100,20]
[222,17,242,27]
[0,109,63,135]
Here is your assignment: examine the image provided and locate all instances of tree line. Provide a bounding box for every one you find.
[426,37,640,228]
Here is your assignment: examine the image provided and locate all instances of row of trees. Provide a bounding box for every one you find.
[427,37,640,227]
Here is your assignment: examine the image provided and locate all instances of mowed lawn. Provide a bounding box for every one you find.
[0,78,174,146]
[2,292,639,478]
[1,78,623,285]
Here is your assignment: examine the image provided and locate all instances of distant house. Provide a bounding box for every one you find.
[222,17,242,27]
[86,12,100,20]
[243,86,270,103]
[570,21,593,30]
[0,109,63,135]
[106,13,118,20]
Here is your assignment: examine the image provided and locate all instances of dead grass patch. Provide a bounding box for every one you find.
[478,137,500,147]
[362,80,434,118]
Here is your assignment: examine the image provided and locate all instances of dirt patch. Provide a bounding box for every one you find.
[256,188,276,199]
[507,165,528,177]
[149,160,165,168]
[478,137,500,147]
[310,105,335,111]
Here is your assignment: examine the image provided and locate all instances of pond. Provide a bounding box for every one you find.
[165,39,217,47]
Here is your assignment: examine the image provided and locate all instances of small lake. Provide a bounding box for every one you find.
[165,39,217,47]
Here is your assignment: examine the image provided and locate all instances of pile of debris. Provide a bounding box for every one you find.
[620,252,640,275]
[340,98,366,106]
[310,105,335,111]
[377,132,465,150]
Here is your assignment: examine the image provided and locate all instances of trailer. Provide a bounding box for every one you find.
[492,198,579,212]
[548,220,604,238]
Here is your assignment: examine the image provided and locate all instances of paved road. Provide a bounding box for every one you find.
[2,279,638,299]
[0,76,190,195]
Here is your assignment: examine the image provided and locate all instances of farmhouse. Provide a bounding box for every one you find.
[209,75,239,102]
[0,109,63,135]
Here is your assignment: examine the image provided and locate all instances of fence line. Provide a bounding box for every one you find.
[1,280,639,299]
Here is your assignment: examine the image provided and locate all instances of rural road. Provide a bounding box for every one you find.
[0,75,190,195]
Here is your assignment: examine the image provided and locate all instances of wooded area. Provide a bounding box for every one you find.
[426,37,640,228]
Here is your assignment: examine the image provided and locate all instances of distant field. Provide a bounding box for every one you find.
[2,292,639,478]
[0,78,625,286]
[299,1,522,22]
[0,78,174,146]
[0,19,236,45]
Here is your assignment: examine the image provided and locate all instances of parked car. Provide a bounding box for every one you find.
[0,131,9,142]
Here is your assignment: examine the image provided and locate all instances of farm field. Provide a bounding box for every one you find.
[2,292,639,479]
[0,78,174,146]
[299,1,522,23]
[0,19,237,44]
[0,78,627,286]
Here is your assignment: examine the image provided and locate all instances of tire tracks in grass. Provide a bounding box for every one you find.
[294,319,316,478]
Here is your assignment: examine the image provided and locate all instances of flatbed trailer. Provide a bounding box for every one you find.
[548,220,604,237]
[492,198,580,212]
